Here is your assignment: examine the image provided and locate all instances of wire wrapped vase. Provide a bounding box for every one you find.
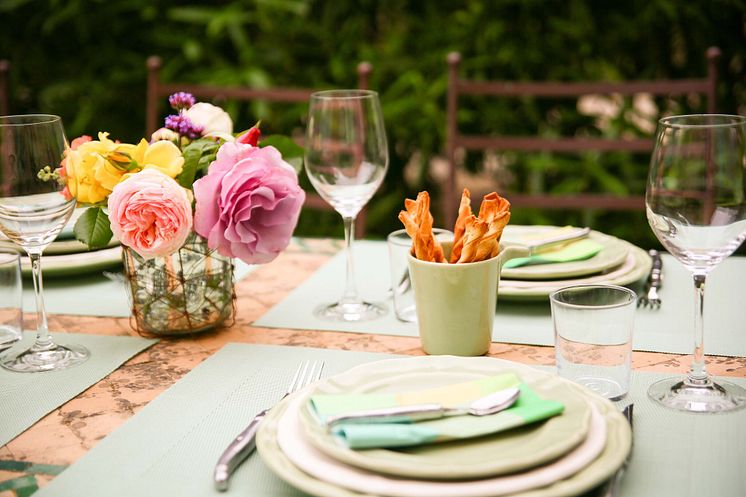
[122,233,235,336]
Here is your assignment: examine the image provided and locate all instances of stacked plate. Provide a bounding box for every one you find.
[498,226,652,300]
[0,208,122,278]
[257,356,632,497]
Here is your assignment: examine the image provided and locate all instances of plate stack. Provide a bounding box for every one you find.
[0,208,122,278]
[498,226,652,300]
[257,356,632,497]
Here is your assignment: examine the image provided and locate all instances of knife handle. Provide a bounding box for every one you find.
[326,403,448,426]
[648,250,663,288]
[527,227,591,256]
[214,409,267,491]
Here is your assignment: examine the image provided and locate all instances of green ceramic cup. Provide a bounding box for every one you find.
[407,241,528,356]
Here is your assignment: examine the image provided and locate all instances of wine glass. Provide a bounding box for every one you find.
[646,114,746,412]
[0,115,89,372]
[304,90,389,321]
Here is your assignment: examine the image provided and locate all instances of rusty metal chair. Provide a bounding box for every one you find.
[442,48,721,227]
[0,60,10,116]
[145,56,374,237]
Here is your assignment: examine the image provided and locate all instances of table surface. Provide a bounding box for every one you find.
[2,237,745,493]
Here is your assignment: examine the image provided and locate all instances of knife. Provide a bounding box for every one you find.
[521,227,591,256]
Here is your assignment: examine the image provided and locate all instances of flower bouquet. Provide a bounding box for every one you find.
[58,93,305,335]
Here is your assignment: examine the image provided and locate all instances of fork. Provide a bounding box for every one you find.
[600,403,634,497]
[637,249,662,309]
[213,360,324,491]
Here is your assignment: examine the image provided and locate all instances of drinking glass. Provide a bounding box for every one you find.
[0,250,23,350]
[645,114,746,412]
[0,115,89,372]
[305,90,388,321]
[550,284,635,400]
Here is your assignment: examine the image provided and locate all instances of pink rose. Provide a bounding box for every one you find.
[108,169,193,259]
[193,142,305,264]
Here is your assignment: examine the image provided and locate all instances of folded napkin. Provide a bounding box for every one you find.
[309,374,564,449]
[503,238,603,269]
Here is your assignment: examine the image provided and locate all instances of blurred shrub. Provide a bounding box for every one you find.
[2,0,744,246]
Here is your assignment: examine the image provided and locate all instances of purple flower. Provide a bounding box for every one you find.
[168,92,196,111]
[164,114,204,140]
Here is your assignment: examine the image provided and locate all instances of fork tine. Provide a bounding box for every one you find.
[301,361,323,389]
[286,361,308,394]
[314,361,325,382]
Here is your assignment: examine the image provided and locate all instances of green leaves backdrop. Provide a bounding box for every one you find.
[2,0,744,247]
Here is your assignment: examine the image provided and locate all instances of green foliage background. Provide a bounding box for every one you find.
[2,0,744,246]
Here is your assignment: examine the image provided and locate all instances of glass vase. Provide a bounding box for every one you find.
[122,233,234,336]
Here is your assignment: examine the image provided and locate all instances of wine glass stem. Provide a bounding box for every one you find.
[28,252,53,351]
[688,273,710,386]
[340,215,361,305]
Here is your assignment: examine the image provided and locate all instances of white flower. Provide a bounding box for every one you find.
[184,102,233,137]
[150,127,179,142]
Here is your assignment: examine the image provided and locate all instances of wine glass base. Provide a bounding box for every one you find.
[648,376,746,413]
[1,343,90,373]
[314,301,387,322]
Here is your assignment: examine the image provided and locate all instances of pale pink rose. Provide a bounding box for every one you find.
[193,142,305,264]
[108,169,193,259]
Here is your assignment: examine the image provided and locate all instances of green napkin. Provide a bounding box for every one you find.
[309,374,564,449]
[503,239,603,269]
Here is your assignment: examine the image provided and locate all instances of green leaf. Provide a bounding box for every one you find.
[260,135,304,173]
[74,207,113,250]
[177,139,220,188]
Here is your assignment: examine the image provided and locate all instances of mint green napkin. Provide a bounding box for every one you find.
[309,374,564,449]
[503,239,603,269]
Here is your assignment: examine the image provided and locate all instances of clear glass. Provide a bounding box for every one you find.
[646,114,746,412]
[305,90,389,321]
[0,114,89,372]
[550,284,635,400]
[0,250,23,350]
[122,233,234,336]
[387,228,453,322]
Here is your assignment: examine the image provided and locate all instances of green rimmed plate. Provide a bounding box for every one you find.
[298,364,591,480]
[256,356,632,497]
[20,246,122,278]
[500,226,629,281]
[498,243,652,301]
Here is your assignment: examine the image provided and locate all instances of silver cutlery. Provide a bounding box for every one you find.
[601,403,634,497]
[325,386,521,426]
[638,249,662,309]
[524,226,591,256]
[214,360,324,492]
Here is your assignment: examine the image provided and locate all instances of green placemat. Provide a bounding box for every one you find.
[22,260,256,318]
[0,332,157,446]
[32,344,746,497]
[254,242,746,357]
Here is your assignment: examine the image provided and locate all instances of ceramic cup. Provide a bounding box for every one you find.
[407,241,527,356]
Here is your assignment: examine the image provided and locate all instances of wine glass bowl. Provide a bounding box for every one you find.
[0,114,89,372]
[646,114,746,412]
[305,90,388,322]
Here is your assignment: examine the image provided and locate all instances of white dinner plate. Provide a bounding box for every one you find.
[299,366,591,479]
[257,356,632,497]
[279,393,605,497]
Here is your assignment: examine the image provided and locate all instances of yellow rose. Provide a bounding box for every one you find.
[65,133,124,204]
[130,139,184,178]
[64,133,183,204]
[65,148,110,204]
